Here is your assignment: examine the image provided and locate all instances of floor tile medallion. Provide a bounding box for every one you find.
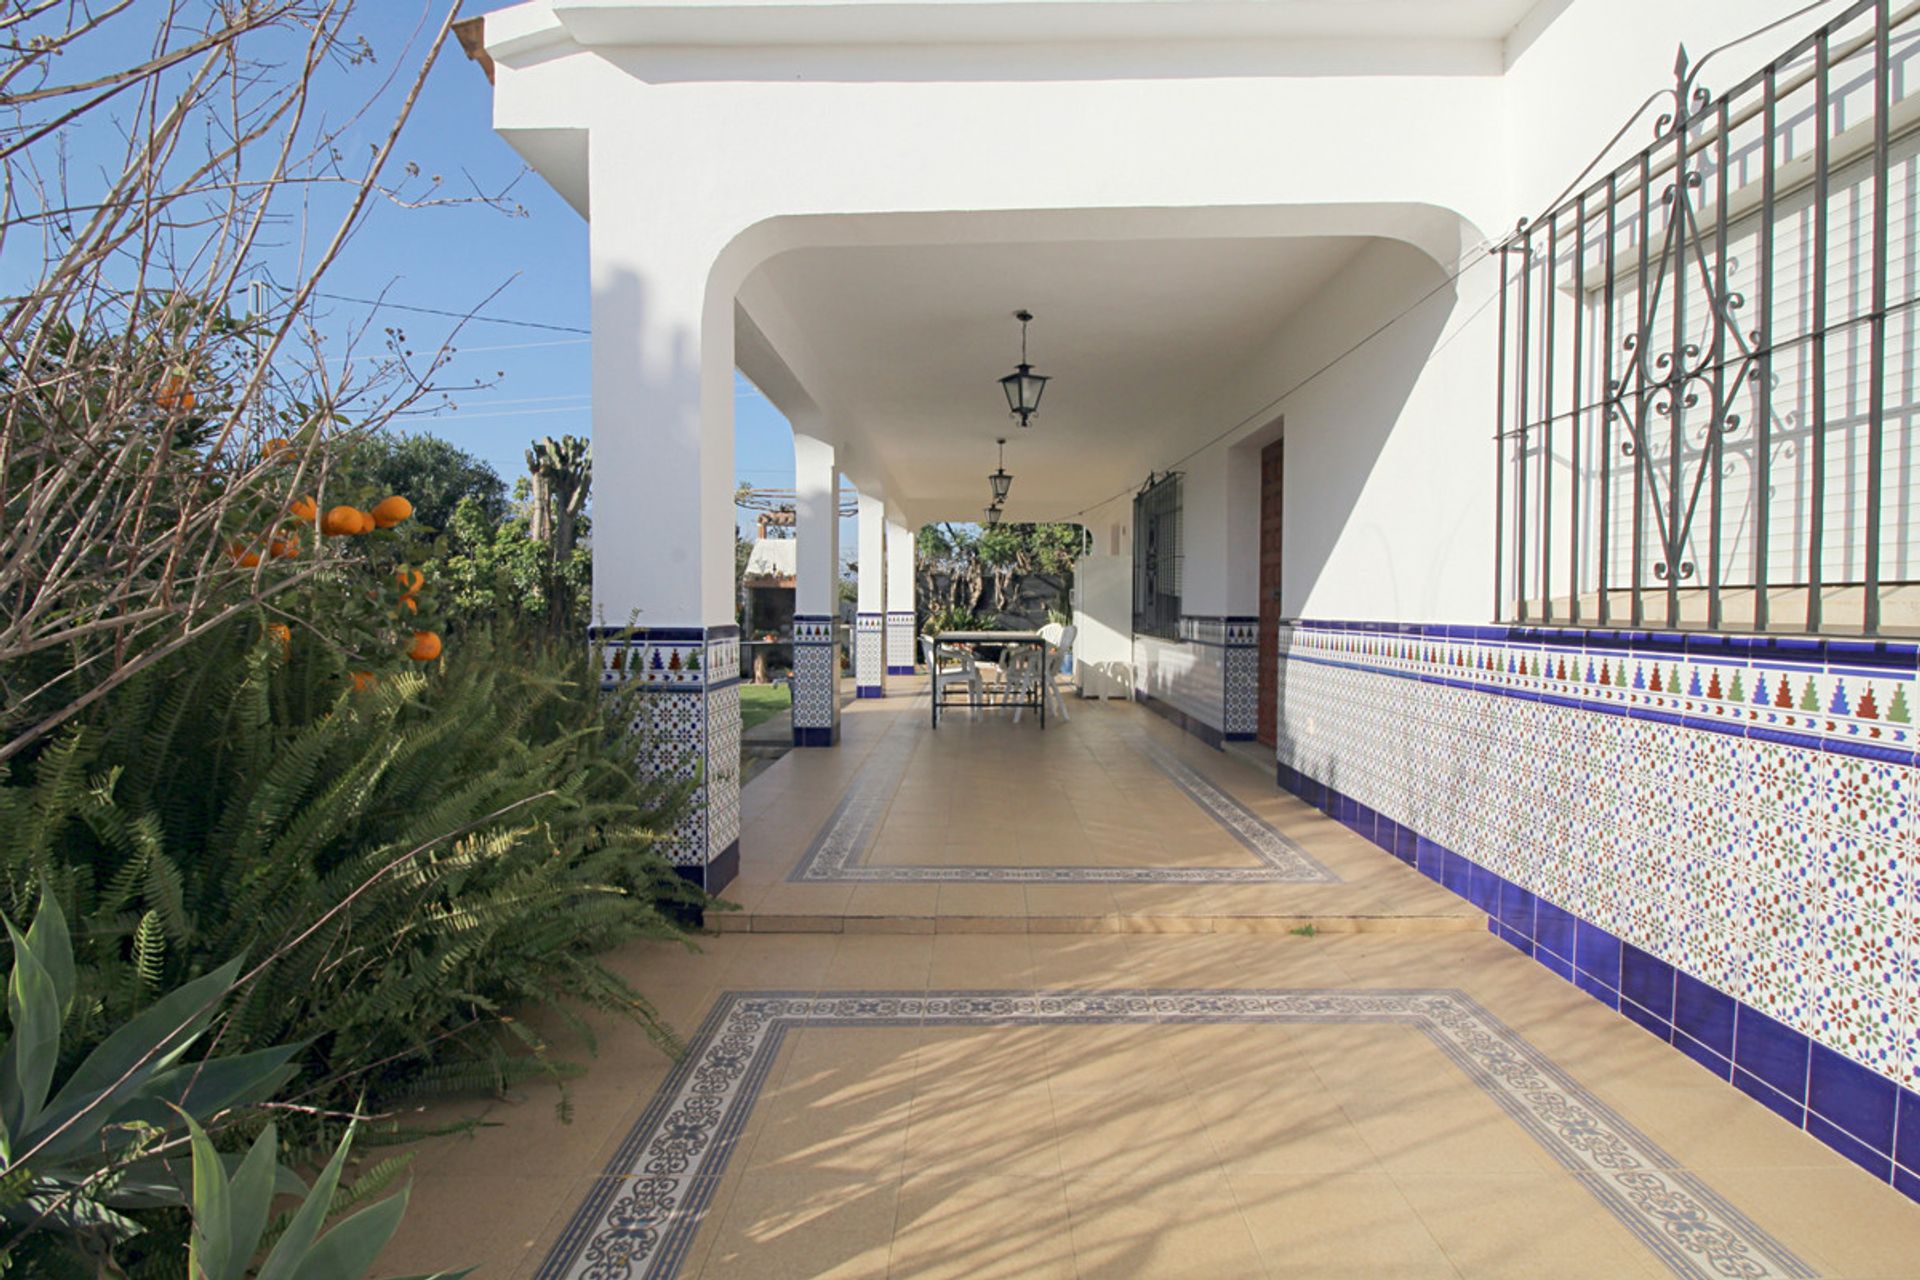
[534,988,1811,1280]
[789,728,1337,884]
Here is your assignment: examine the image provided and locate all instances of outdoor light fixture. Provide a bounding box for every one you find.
[984,504,1002,527]
[987,437,1013,506]
[998,309,1049,427]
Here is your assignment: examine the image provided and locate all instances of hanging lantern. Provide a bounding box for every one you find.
[984,504,1003,527]
[997,309,1049,427]
[988,437,1013,505]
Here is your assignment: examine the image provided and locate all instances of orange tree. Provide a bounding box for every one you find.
[0,1,513,766]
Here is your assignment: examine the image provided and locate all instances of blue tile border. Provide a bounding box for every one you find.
[1275,761,1920,1206]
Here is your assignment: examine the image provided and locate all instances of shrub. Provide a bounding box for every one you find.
[0,618,699,1154]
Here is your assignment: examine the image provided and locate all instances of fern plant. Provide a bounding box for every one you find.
[0,619,700,1159]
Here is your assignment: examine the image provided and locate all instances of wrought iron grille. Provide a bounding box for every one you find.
[1133,472,1183,639]
[1495,0,1920,635]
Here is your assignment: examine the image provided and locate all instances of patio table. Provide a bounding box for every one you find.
[930,630,1048,730]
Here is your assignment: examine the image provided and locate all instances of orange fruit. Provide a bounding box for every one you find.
[353,509,375,535]
[350,670,379,692]
[155,375,194,412]
[398,594,417,614]
[395,568,425,594]
[226,540,260,568]
[371,495,413,527]
[268,535,299,559]
[406,630,442,662]
[263,437,293,456]
[266,623,291,650]
[289,496,318,522]
[320,505,362,536]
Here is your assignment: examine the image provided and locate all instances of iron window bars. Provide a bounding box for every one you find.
[1134,471,1184,639]
[1494,0,1919,635]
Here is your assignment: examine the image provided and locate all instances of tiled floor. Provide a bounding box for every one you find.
[378,679,1920,1279]
[382,931,1920,1279]
[725,686,1479,933]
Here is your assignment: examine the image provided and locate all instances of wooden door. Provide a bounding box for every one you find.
[1256,440,1284,748]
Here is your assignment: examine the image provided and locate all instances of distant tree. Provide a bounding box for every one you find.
[527,434,591,560]
[360,432,509,531]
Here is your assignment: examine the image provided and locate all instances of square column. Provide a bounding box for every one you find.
[855,493,887,698]
[793,431,841,746]
[585,184,740,892]
[885,515,917,675]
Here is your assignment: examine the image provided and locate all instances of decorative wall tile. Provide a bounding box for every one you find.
[855,612,884,695]
[589,625,742,877]
[886,610,916,674]
[792,614,840,741]
[1279,618,1920,1097]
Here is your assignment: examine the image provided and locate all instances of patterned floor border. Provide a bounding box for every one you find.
[532,988,1814,1280]
[787,723,1337,883]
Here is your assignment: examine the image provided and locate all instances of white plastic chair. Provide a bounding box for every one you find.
[923,635,983,718]
[1047,625,1077,722]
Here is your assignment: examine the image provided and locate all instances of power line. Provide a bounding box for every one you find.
[315,291,591,334]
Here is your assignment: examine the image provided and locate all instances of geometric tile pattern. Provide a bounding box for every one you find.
[791,614,840,741]
[531,988,1813,1280]
[788,723,1336,883]
[591,625,742,871]
[886,609,916,674]
[1136,615,1259,740]
[855,612,884,697]
[1221,616,1259,740]
[1277,620,1920,1093]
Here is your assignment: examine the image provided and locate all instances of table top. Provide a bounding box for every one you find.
[934,630,1047,643]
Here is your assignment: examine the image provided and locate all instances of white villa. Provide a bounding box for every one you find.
[451,0,1920,1255]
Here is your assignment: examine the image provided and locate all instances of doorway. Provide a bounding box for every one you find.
[1256,439,1283,748]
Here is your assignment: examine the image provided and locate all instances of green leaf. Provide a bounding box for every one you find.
[225,1122,281,1280]
[286,1184,412,1280]
[1,915,62,1136]
[255,1124,355,1280]
[23,887,75,1019]
[116,1042,304,1130]
[183,1110,236,1280]
[30,956,243,1160]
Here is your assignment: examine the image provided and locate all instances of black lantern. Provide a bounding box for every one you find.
[997,309,1049,427]
[984,504,1002,527]
[987,437,1013,506]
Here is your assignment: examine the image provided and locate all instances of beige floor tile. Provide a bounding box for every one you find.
[1194,1086,1384,1177]
[823,934,936,989]
[695,1171,898,1279]
[901,1083,1063,1177]
[933,883,1028,918]
[888,1173,1076,1279]
[1041,1024,1191,1094]
[1231,1172,1458,1279]
[927,932,1034,987]
[1394,1172,1668,1279]
[1704,1166,1920,1277]
[1061,1170,1267,1279]
[846,883,941,918]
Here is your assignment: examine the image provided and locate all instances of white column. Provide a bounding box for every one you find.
[586,155,741,890]
[885,515,917,674]
[792,431,841,745]
[855,492,887,697]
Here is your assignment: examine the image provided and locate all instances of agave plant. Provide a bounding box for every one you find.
[0,891,300,1262]
[180,1113,467,1280]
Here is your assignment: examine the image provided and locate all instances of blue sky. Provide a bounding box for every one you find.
[6,3,814,543]
[314,3,808,540]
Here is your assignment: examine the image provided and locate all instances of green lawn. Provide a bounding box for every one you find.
[739,682,792,731]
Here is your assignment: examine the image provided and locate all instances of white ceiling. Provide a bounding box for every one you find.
[546,0,1556,49]
[742,233,1370,521]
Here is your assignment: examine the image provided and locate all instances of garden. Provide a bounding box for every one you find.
[0,4,700,1276]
